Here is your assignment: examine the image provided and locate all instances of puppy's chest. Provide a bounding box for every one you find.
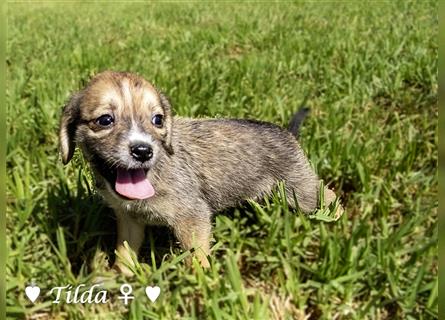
[98,187,174,226]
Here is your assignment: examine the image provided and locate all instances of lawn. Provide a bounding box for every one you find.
[6,2,437,319]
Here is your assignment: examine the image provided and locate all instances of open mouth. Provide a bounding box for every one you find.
[91,154,155,200]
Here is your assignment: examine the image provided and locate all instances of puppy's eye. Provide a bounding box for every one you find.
[96,114,114,127]
[152,114,163,127]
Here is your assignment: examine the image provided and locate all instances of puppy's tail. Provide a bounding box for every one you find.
[288,107,310,137]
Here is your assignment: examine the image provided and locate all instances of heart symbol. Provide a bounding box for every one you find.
[25,285,40,303]
[145,286,160,302]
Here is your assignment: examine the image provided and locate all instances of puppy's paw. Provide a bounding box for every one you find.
[184,249,210,269]
[324,187,344,220]
[112,262,136,278]
[197,253,210,269]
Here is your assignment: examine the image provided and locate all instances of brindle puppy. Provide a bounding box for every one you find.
[59,71,342,274]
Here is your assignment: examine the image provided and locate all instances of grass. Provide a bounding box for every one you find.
[6,2,437,319]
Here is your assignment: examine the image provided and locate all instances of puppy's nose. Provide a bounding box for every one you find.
[130,143,153,162]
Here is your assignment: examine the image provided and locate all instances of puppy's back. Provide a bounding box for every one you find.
[171,118,319,212]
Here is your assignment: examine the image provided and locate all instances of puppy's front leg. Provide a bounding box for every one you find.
[114,212,145,276]
[173,216,211,268]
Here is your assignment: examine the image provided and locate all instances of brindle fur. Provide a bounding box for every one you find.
[59,71,342,273]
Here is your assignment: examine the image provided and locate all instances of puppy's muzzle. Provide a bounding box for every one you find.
[130,143,153,163]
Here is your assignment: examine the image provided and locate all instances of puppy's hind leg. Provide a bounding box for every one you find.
[285,176,319,213]
[286,180,344,218]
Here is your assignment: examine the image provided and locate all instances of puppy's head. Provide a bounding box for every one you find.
[59,71,173,200]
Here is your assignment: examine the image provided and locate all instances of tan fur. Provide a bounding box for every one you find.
[59,71,343,273]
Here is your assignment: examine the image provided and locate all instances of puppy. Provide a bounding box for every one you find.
[59,71,342,274]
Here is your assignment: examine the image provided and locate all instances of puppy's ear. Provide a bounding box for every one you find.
[59,92,82,164]
[159,92,174,154]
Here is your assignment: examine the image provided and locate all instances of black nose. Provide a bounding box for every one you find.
[130,143,153,162]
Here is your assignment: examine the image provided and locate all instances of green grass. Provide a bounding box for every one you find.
[6,2,437,319]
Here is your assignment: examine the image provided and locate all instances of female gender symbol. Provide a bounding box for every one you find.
[118,284,134,305]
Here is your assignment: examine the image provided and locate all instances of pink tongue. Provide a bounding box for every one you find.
[115,168,155,200]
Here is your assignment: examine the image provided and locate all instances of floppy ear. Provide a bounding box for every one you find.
[59,92,82,164]
[159,92,174,155]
